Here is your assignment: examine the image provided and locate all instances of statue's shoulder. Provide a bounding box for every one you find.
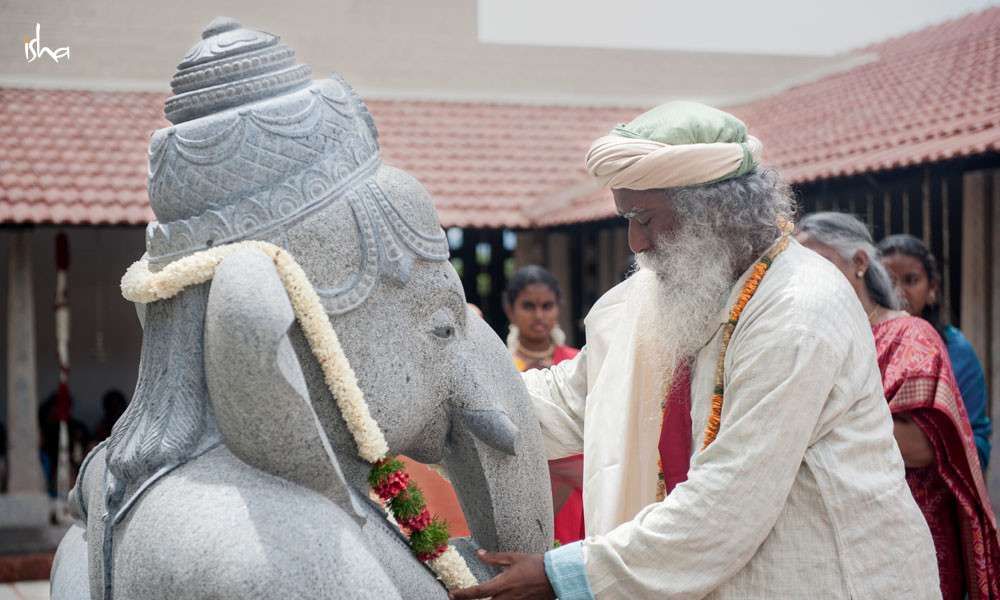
[113,446,401,599]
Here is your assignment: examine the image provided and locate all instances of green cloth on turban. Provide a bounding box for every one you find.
[613,101,748,145]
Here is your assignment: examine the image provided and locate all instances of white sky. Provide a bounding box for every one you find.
[478,0,998,56]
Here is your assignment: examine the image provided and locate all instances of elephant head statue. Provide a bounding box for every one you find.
[50,17,553,600]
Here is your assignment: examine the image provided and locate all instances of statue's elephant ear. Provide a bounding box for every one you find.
[204,248,365,524]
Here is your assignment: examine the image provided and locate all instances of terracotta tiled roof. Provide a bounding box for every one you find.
[0,89,161,226]
[727,6,1000,185]
[0,87,635,228]
[2,8,997,228]
[369,100,635,228]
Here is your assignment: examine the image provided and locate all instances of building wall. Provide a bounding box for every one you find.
[0,0,854,107]
[1,226,145,436]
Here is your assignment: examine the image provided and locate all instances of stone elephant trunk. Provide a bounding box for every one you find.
[442,312,554,554]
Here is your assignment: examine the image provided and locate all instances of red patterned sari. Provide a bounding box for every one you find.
[874,316,1000,600]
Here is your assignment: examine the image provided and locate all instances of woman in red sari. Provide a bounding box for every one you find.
[797,212,999,600]
[503,265,582,544]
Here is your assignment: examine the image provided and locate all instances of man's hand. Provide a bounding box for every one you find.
[448,550,556,600]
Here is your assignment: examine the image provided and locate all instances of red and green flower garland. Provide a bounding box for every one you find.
[369,456,451,562]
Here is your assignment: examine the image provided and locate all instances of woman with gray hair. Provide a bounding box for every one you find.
[796,212,999,600]
[795,212,900,318]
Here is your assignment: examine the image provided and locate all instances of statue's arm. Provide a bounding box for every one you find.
[520,348,588,459]
[51,443,107,600]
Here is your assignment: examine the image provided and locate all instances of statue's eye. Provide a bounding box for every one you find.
[429,306,461,341]
[432,325,455,339]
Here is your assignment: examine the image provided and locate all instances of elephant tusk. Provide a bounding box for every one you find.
[459,409,519,456]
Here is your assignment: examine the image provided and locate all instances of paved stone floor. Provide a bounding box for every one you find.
[0,581,48,600]
[0,524,64,599]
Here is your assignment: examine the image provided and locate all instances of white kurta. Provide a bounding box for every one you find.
[523,238,940,599]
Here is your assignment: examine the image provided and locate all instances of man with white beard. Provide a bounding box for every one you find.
[450,102,940,600]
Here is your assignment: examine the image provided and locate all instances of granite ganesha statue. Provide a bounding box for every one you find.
[50,17,553,600]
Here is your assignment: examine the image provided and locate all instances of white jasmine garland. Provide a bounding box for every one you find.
[122,242,388,461]
[121,241,477,590]
[428,546,479,589]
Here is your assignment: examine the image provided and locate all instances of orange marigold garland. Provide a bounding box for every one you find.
[700,236,790,450]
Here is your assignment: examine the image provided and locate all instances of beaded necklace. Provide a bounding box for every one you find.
[516,343,556,360]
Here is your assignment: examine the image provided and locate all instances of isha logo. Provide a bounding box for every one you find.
[24,23,70,63]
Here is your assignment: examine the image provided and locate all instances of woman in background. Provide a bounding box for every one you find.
[503,265,582,544]
[504,266,578,371]
[878,233,992,470]
[796,213,998,600]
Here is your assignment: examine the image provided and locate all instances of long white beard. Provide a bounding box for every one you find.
[631,227,738,399]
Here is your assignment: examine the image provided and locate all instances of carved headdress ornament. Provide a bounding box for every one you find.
[144,17,387,270]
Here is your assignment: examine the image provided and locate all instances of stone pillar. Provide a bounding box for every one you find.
[6,230,43,494]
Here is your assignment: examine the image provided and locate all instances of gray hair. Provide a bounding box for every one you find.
[667,168,796,269]
[796,212,900,310]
